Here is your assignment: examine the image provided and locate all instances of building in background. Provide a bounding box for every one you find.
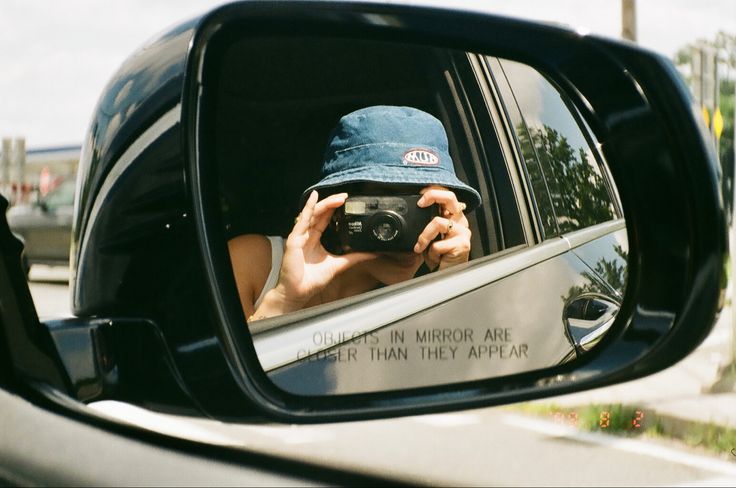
[0,139,80,205]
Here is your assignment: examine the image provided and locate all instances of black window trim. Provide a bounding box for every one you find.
[477,56,540,245]
[440,52,499,255]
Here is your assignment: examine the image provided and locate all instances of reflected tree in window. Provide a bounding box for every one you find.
[520,124,616,234]
[562,244,628,303]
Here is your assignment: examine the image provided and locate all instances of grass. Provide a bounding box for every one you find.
[512,403,658,435]
[683,422,736,453]
[511,402,736,457]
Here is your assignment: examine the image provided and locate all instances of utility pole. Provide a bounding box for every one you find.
[13,138,25,205]
[621,0,637,42]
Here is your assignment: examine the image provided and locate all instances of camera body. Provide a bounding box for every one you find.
[329,195,439,253]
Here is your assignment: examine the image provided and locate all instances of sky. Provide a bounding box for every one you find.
[1,0,735,148]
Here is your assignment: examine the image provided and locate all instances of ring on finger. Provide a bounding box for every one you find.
[447,220,454,232]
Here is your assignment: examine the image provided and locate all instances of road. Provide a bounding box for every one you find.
[27,265,72,320]
[28,268,736,486]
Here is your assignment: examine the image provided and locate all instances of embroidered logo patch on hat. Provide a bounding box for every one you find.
[302,106,482,211]
[403,148,439,166]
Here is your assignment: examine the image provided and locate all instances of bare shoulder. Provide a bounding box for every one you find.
[228,234,272,258]
[227,234,274,313]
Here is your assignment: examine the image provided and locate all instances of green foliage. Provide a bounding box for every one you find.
[576,404,649,433]
[673,33,735,219]
[674,46,692,67]
[561,244,628,304]
[684,422,736,453]
[718,87,734,165]
[516,124,617,236]
[514,402,736,456]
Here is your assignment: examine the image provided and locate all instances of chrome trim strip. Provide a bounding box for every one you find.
[562,218,625,249]
[254,237,570,372]
[579,313,618,351]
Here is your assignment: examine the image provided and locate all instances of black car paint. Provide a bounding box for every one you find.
[0,0,724,429]
[67,15,251,415]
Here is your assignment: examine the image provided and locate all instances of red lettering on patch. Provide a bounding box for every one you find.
[403,148,439,166]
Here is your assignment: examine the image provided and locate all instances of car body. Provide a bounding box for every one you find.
[0,0,726,484]
[7,177,75,269]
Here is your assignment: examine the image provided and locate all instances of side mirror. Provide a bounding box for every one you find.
[185,3,724,421]
[24,1,723,424]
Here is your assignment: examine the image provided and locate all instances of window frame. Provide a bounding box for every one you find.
[486,57,623,243]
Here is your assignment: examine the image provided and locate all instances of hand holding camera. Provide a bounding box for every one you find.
[269,191,380,312]
[413,186,471,271]
[275,184,470,305]
[328,185,470,271]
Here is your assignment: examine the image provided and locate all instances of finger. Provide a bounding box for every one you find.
[417,188,463,214]
[311,193,348,234]
[426,234,471,264]
[423,250,440,272]
[418,188,468,220]
[312,193,348,218]
[450,213,470,230]
[443,202,468,220]
[294,191,318,234]
[413,216,453,253]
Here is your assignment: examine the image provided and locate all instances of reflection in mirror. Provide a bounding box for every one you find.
[202,35,628,396]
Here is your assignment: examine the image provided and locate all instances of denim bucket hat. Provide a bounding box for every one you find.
[302,106,482,211]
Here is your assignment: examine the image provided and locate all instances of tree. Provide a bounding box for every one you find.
[674,32,735,218]
[517,124,617,235]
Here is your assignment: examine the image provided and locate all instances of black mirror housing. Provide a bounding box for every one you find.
[44,1,726,422]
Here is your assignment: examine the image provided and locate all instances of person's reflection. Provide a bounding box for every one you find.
[227,106,481,322]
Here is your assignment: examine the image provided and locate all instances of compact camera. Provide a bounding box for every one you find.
[328,195,439,253]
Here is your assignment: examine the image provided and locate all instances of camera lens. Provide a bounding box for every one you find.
[374,222,398,241]
[370,213,401,242]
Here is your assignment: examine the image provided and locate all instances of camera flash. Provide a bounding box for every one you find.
[345,201,367,214]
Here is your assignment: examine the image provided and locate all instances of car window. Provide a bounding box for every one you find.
[42,179,76,209]
[493,58,618,239]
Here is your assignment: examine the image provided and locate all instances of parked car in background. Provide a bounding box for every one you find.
[7,176,75,273]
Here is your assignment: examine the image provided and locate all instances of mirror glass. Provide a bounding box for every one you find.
[203,35,628,395]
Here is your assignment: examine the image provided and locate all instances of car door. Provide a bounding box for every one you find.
[31,178,76,263]
[8,178,75,264]
[488,56,628,350]
[259,52,627,396]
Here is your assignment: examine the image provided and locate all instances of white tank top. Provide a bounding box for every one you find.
[254,236,285,309]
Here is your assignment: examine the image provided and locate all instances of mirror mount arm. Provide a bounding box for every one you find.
[43,317,204,413]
